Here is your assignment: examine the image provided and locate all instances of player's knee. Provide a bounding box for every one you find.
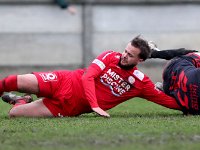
[9,107,21,117]
[18,74,39,94]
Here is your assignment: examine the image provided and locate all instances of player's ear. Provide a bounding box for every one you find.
[139,58,144,62]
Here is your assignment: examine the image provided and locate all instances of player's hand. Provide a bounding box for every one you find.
[67,6,77,15]
[92,107,110,118]
[148,41,160,51]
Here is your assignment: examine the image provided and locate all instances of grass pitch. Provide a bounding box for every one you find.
[0,97,200,150]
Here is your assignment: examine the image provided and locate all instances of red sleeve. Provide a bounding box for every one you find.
[140,78,181,110]
[82,50,114,108]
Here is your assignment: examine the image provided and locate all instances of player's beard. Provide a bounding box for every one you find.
[118,57,136,70]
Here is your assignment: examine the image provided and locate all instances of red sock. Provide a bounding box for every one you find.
[0,81,4,96]
[0,75,18,95]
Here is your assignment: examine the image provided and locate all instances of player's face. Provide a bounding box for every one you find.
[120,42,144,67]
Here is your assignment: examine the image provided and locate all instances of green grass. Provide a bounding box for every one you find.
[0,97,200,150]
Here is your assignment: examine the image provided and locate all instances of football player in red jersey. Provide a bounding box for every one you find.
[0,36,195,118]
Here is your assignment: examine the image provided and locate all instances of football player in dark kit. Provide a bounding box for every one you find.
[145,40,200,115]
[149,42,200,115]
[161,52,200,115]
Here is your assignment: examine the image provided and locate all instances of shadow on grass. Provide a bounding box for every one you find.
[0,112,190,120]
[79,111,185,119]
[110,112,184,118]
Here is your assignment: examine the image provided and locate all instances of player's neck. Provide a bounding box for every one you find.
[118,59,136,70]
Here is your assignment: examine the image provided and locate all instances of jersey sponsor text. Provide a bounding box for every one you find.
[100,68,131,96]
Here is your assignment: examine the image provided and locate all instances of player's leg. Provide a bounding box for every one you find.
[17,74,39,94]
[0,74,39,96]
[3,71,71,117]
[2,92,33,105]
[2,93,58,117]
[9,99,53,117]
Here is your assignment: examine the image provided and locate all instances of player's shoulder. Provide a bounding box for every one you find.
[132,69,148,82]
[100,50,114,55]
[99,50,121,60]
[102,50,118,56]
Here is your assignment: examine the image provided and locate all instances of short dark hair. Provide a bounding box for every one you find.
[130,36,151,61]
